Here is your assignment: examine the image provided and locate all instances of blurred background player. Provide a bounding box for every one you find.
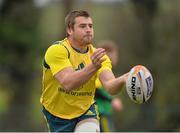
[95,40,123,132]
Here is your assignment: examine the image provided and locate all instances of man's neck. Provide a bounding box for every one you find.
[68,37,88,53]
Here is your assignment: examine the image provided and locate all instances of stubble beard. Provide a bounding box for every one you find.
[82,36,93,45]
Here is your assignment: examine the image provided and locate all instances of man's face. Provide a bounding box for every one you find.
[68,16,94,45]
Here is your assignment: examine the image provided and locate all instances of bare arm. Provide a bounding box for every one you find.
[99,69,128,95]
[55,64,97,91]
[54,48,106,91]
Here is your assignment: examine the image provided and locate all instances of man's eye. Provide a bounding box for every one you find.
[80,25,86,28]
[89,25,93,28]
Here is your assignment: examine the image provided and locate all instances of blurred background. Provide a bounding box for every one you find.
[0,0,180,131]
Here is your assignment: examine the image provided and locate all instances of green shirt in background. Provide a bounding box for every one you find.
[95,87,112,116]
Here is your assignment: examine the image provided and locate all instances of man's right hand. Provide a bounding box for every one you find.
[91,48,106,69]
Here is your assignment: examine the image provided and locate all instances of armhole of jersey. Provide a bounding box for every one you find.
[43,59,50,69]
[62,45,70,59]
[55,41,70,59]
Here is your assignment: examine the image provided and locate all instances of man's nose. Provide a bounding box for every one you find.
[86,26,91,33]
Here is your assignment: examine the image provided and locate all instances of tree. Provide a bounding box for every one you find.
[131,0,158,59]
[0,0,39,131]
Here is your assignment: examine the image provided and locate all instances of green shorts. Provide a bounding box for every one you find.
[42,103,99,132]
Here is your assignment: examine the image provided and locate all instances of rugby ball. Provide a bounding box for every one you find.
[126,65,153,104]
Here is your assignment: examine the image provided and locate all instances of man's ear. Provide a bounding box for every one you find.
[67,27,72,36]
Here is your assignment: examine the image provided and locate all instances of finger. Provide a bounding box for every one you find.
[95,48,105,56]
[93,52,106,64]
[94,58,106,68]
[92,49,106,61]
[97,58,106,64]
[94,48,105,53]
[92,48,105,59]
[123,73,129,80]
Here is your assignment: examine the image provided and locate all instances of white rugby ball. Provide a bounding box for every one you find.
[126,65,153,104]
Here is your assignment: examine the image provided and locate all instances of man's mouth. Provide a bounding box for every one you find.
[84,35,92,37]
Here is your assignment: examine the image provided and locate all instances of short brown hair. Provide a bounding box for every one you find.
[65,10,90,36]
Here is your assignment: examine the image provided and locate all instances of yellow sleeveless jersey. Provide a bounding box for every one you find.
[40,38,112,119]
